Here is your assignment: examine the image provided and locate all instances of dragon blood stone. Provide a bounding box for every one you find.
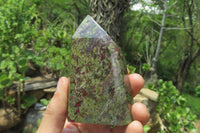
[68,15,133,126]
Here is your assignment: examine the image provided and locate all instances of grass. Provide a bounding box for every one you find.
[183,93,200,119]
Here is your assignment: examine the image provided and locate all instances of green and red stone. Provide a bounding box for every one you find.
[68,15,133,126]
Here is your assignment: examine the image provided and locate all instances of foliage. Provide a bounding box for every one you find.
[183,93,200,119]
[127,65,136,74]
[40,98,50,106]
[121,4,179,78]
[32,0,89,25]
[147,83,155,90]
[122,0,200,92]
[33,23,72,77]
[0,0,199,132]
[21,94,37,109]
[0,0,38,113]
[182,63,200,94]
[151,80,197,132]
[195,85,200,97]
[0,0,35,78]
[144,125,151,133]
[0,0,77,115]
[142,63,150,72]
[30,0,88,77]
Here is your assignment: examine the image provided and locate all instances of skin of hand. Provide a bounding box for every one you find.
[37,73,149,133]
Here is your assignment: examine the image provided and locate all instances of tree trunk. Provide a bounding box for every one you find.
[176,47,200,92]
[176,0,200,93]
[90,0,130,42]
[176,57,192,93]
[151,0,168,76]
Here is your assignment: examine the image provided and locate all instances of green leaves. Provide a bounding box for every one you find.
[12,45,20,54]
[142,63,150,71]
[0,73,13,88]
[6,95,15,105]
[21,94,37,109]
[152,80,197,132]
[0,0,77,119]
[40,98,50,106]
[17,56,29,73]
[127,65,136,74]
[195,85,200,97]
[144,125,151,133]
[33,28,71,76]
[0,73,9,85]
[18,57,27,66]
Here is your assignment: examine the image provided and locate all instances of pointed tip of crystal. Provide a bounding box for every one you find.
[72,15,108,39]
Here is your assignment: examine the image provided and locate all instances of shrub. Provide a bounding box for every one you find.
[0,0,39,113]
[151,80,197,132]
[33,24,72,77]
[0,0,73,115]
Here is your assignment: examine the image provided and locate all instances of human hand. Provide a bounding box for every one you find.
[37,73,149,133]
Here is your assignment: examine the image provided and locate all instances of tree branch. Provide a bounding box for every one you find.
[153,0,168,65]
[164,27,191,30]
[152,29,160,34]
[191,47,200,63]
[168,0,177,9]
[186,30,200,47]
[147,16,161,27]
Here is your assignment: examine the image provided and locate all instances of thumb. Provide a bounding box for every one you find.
[37,77,70,133]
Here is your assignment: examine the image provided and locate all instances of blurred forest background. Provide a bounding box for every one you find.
[0,0,200,132]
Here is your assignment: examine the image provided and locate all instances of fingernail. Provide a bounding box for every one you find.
[56,78,63,92]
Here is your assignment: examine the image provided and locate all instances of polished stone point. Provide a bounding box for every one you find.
[68,15,133,126]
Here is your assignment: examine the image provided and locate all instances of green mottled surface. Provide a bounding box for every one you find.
[68,15,133,126]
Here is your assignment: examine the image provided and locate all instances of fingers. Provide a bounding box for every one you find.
[112,121,143,133]
[125,121,144,133]
[112,73,147,133]
[37,77,70,133]
[113,103,149,133]
[128,73,144,97]
[64,122,111,133]
[62,123,80,133]
[132,103,150,125]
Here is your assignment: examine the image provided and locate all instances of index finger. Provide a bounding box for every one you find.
[37,77,69,133]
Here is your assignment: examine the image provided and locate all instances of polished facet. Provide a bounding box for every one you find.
[68,15,133,126]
